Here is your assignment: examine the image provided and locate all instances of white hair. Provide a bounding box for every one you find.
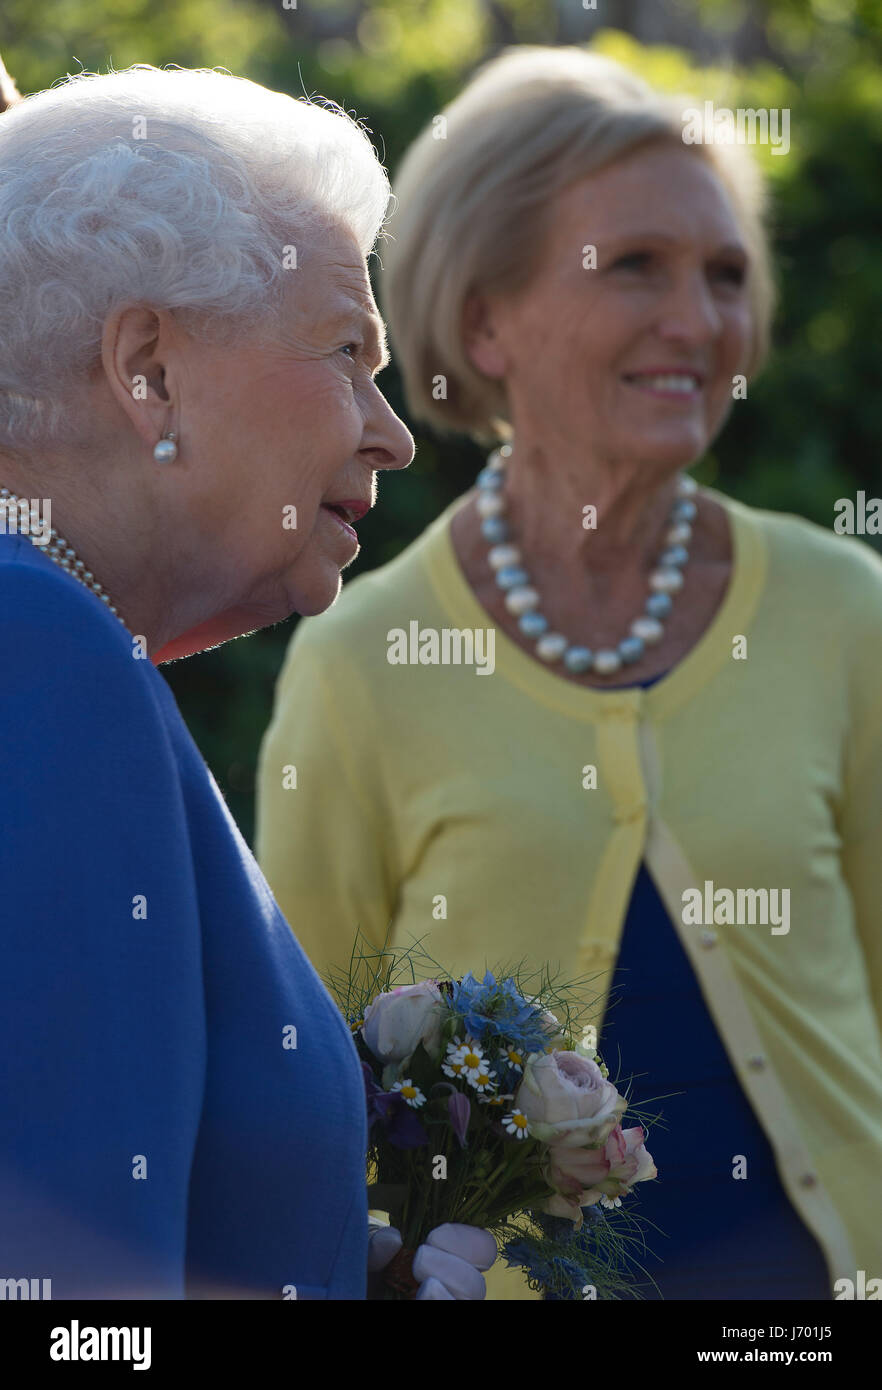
[0,65,390,448]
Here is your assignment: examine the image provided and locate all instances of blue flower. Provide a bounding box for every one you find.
[500,1240,589,1299]
[448,972,553,1054]
[502,1209,608,1299]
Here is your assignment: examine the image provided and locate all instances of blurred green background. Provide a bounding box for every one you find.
[4,0,880,841]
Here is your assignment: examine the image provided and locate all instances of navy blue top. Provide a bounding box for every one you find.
[0,535,368,1299]
[601,671,830,1300]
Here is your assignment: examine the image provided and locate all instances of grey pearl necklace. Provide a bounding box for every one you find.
[0,486,127,628]
[475,444,698,676]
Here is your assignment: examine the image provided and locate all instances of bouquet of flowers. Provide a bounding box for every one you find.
[328,940,659,1300]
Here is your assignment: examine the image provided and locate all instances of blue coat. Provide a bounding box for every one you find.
[0,534,367,1299]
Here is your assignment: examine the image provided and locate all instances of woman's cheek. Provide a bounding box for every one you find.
[706,383,735,435]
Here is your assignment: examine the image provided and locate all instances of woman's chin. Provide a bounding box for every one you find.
[295,588,341,618]
[289,565,345,617]
[628,430,711,470]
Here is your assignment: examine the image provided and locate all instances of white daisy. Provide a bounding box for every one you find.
[504,1047,525,1073]
[468,1066,497,1095]
[442,1035,466,1079]
[448,1037,487,1083]
[391,1079,426,1108]
[502,1110,531,1139]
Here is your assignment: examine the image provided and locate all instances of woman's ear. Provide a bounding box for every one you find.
[100,304,176,449]
[462,291,508,380]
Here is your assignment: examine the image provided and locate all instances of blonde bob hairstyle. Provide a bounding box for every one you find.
[380,46,776,440]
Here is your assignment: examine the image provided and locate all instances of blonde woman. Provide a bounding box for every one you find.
[257,48,882,1301]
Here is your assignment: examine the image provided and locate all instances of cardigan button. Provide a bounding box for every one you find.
[579,944,613,970]
[602,701,636,719]
[699,929,717,947]
[747,1054,766,1071]
[799,1172,818,1189]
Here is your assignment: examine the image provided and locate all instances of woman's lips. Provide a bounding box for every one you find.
[622,371,703,401]
[320,504,359,541]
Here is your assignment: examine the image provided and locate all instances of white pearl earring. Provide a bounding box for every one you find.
[153,432,177,464]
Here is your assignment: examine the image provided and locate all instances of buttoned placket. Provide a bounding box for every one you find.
[644,774,855,1289]
[577,697,854,1290]
[579,691,648,978]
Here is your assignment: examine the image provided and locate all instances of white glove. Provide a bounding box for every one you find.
[368,1219,496,1299]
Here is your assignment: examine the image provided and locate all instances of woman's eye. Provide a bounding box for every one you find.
[713,263,746,286]
[613,252,651,270]
[338,343,360,360]
[612,253,746,286]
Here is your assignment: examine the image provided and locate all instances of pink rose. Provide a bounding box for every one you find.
[544,1125,657,1223]
[515,1050,626,1149]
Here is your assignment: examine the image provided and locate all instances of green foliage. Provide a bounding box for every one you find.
[1,0,284,92]
[3,2,877,839]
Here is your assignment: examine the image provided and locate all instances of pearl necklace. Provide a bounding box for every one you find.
[476,444,698,676]
[0,486,127,628]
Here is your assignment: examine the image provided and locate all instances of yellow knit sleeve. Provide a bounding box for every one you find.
[841,702,882,1038]
[837,535,882,1036]
[255,619,398,989]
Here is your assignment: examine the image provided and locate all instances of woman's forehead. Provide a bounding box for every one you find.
[552,149,744,243]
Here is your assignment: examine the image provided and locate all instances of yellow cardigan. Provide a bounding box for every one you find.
[256,489,882,1299]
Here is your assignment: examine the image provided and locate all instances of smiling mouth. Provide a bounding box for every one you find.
[621,371,703,397]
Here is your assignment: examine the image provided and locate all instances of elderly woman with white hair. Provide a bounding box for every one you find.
[258,47,882,1300]
[0,65,500,1300]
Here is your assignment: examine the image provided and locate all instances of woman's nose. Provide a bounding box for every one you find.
[362,389,415,473]
[658,270,723,343]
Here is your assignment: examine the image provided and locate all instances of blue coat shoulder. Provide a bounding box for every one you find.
[0,536,367,1299]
